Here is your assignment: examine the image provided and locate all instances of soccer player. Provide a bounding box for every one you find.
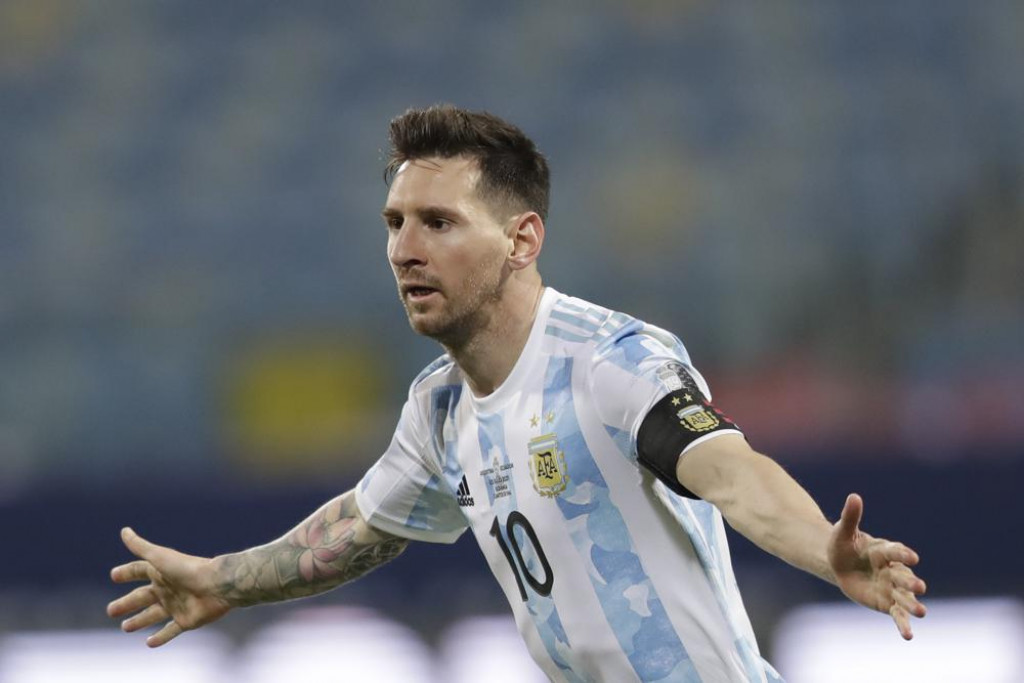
[108,105,926,682]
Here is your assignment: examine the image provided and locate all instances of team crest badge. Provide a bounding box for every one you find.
[528,434,569,498]
[677,404,720,433]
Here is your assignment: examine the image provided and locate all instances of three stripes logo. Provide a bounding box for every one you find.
[456,475,475,507]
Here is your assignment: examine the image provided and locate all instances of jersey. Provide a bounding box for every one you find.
[356,288,786,683]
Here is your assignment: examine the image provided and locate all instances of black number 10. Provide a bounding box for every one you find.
[489,511,554,601]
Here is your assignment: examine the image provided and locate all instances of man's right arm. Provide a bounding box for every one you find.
[108,489,409,647]
[216,489,409,605]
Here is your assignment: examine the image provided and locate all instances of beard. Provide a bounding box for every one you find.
[398,261,508,350]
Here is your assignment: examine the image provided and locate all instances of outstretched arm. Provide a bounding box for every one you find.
[676,434,927,639]
[107,489,409,647]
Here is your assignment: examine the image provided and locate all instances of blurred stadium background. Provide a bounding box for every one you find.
[1,1,1022,680]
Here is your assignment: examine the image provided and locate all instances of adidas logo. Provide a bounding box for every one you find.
[456,475,475,507]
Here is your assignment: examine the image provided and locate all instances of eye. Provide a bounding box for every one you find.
[385,216,403,230]
[428,218,449,230]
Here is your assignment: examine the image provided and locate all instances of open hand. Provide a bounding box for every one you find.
[107,527,231,647]
[828,494,927,639]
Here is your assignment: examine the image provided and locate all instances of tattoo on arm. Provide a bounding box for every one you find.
[216,490,408,606]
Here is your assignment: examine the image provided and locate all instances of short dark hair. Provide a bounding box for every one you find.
[384,104,550,221]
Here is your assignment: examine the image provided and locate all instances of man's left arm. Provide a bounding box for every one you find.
[676,433,928,639]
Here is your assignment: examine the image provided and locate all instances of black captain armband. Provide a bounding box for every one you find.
[636,386,741,499]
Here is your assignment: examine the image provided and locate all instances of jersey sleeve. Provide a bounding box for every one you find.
[590,324,744,498]
[355,391,469,544]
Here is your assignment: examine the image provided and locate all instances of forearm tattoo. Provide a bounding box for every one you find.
[216,491,408,606]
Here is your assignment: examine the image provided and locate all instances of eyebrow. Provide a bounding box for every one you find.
[381,205,463,222]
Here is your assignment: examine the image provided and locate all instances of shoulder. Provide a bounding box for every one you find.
[542,291,643,355]
[545,291,692,372]
[595,319,693,373]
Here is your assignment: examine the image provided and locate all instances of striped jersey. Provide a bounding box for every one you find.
[356,288,786,683]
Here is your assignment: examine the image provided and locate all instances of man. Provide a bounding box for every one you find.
[108,105,926,682]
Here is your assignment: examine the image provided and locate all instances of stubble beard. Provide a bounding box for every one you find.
[400,266,508,351]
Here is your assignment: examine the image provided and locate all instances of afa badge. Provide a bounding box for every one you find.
[528,434,569,498]
[677,404,720,433]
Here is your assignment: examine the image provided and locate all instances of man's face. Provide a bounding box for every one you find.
[383,156,512,346]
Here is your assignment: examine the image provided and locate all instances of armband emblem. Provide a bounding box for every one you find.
[636,375,743,499]
[677,404,720,433]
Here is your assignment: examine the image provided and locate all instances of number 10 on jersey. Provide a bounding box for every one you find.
[489,512,554,601]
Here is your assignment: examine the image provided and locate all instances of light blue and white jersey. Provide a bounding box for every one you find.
[356,288,785,683]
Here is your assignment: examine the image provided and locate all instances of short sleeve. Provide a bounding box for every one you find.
[590,324,743,496]
[356,394,469,544]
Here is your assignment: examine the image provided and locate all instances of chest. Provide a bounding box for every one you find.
[432,368,611,534]
[452,402,560,516]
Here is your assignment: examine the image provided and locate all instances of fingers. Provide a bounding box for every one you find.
[147,620,184,648]
[889,564,927,618]
[886,564,927,639]
[889,562,927,596]
[889,603,914,640]
[109,527,199,649]
[874,540,920,568]
[110,560,152,584]
[834,493,864,541]
[107,584,158,618]
[893,586,927,619]
[121,603,169,633]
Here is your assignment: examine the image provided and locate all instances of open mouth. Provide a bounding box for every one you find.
[404,286,439,301]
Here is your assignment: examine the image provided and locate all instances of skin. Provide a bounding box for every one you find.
[109,154,926,647]
[676,434,927,639]
[108,491,408,647]
[383,156,545,395]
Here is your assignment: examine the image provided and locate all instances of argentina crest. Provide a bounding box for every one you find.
[677,403,719,433]
[528,434,569,498]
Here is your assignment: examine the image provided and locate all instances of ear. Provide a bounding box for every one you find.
[507,212,545,271]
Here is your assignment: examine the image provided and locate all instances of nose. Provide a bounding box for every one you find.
[387,222,426,269]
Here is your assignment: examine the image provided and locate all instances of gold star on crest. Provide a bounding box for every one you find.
[683,393,693,402]
[546,411,555,424]
[530,414,539,428]
[671,397,681,406]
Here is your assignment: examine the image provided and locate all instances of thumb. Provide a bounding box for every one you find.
[121,527,162,562]
[835,493,864,541]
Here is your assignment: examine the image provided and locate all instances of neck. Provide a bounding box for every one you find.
[445,276,544,397]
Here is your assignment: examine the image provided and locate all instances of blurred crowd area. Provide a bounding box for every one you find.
[1,0,1023,493]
